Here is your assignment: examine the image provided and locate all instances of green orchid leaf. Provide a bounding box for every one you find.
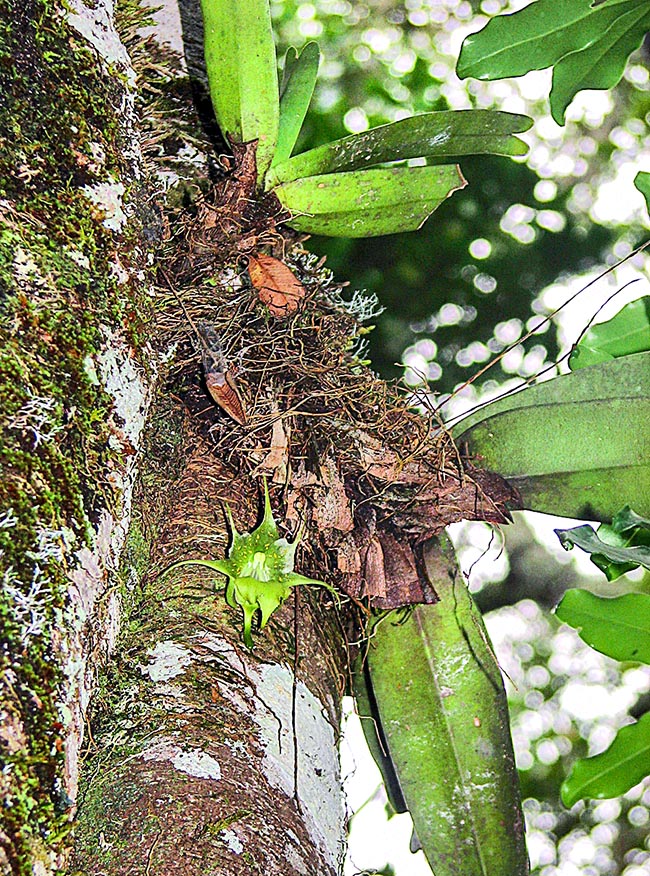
[555,590,650,662]
[561,711,650,806]
[635,171,650,216]
[357,538,527,875]
[457,0,626,81]
[550,4,650,124]
[588,517,650,580]
[569,296,650,370]
[453,352,650,520]
[275,164,466,237]
[201,0,279,180]
[267,110,531,186]
[273,42,320,167]
[555,521,650,579]
[613,505,650,534]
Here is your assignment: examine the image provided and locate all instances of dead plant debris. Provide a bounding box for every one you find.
[155,143,522,611]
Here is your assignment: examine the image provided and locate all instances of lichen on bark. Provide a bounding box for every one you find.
[1,0,155,869]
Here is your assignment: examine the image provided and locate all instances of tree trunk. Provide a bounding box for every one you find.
[2,1,351,870]
[2,1,519,873]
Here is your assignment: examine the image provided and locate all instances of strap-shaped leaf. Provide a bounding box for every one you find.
[550,4,650,123]
[266,110,531,186]
[561,712,650,806]
[457,0,635,81]
[358,538,528,875]
[273,43,320,167]
[202,0,279,179]
[569,296,650,370]
[274,164,466,237]
[635,171,650,213]
[454,351,650,434]
[556,589,650,663]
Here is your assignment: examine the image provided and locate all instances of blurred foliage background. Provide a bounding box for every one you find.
[272,0,650,392]
[268,2,650,875]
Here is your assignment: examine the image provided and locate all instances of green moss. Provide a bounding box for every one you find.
[0,0,158,869]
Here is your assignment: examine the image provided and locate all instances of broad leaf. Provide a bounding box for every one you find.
[267,110,531,186]
[457,0,627,81]
[569,296,650,369]
[635,171,650,214]
[201,0,279,179]
[273,43,320,167]
[555,589,650,663]
[455,351,650,433]
[274,164,466,237]
[358,538,527,875]
[561,712,650,806]
[555,523,650,578]
[457,0,648,124]
[550,4,650,124]
[453,353,650,520]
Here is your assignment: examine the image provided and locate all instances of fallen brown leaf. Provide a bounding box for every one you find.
[248,253,305,318]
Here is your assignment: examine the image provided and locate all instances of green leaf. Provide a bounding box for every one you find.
[274,164,466,237]
[555,521,650,579]
[201,0,279,179]
[457,0,648,124]
[357,538,528,875]
[453,352,650,520]
[457,0,626,81]
[561,711,650,806]
[613,505,650,534]
[267,110,531,186]
[550,4,650,123]
[635,171,650,216]
[569,296,650,369]
[555,589,650,663]
[273,43,320,167]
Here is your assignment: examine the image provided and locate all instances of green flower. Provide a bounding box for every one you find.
[167,480,333,647]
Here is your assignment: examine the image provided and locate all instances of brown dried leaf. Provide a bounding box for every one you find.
[205,369,247,425]
[312,458,355,533]
[248,253,305,318]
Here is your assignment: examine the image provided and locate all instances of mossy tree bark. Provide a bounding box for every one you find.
[0,0,353,870]
[2,0,519,873]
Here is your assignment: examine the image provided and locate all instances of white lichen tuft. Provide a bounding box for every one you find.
[27,526,76,565]
[3,567,53,643]
[8,392,63,448]
[0,508,18,529]
[82,181,128,231]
